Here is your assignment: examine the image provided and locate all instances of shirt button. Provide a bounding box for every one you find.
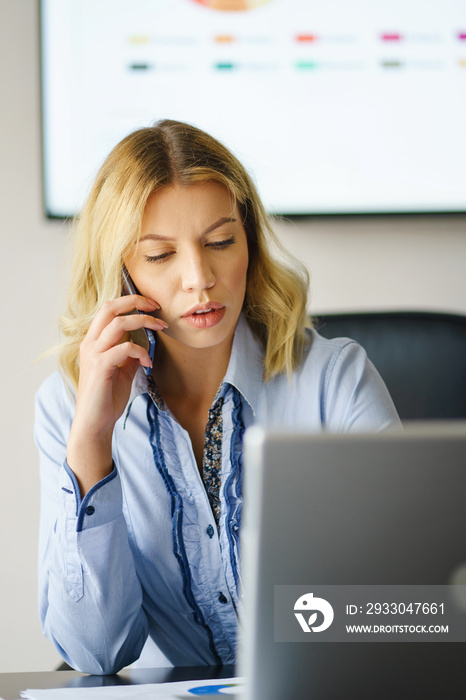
[206,524,215,538]
[218,592,228,604]
[85,505,95,516]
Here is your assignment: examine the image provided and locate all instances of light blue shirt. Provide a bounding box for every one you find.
[35,315,400,674]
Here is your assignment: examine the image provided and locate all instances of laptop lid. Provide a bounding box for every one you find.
[239,423,466,700]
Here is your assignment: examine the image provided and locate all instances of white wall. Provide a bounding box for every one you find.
[274,214,466,314]
[0,0,465,674]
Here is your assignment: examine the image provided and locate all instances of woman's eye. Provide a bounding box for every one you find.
[143,237,236,262]
[144,251,174,263]
[207,236,236,249]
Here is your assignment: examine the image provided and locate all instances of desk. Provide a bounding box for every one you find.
[0,665,235,700]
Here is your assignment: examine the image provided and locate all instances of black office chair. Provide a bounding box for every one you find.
[315,311,466,421]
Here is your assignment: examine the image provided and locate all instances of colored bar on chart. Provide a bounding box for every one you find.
[380,60,404,68]
[129,35,151,44]
[295,61,319,70]
[295,34,318,43]
[214,35,236,43]
[381,33,403,41]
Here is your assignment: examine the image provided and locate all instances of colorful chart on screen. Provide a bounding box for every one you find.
[41,0,466,217]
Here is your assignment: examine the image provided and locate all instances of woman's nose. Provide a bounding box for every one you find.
[181,249,215,292]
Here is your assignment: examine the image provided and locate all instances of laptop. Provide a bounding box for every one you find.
[238,423,466,700]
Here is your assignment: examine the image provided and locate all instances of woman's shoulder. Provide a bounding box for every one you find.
[299,327,370,376]
[35,370,76,422]
[36,369,74,398]
[301,328,399,428]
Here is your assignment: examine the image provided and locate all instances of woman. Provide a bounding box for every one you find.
[35,119,399,675]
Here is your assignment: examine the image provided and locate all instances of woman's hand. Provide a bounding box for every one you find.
[67,295,168,496]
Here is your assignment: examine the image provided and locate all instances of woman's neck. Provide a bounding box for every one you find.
[151,332,234,407]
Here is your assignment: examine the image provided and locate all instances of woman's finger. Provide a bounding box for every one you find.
[94,313,168,352]
[86,295,160,341]
[97,341,154,374]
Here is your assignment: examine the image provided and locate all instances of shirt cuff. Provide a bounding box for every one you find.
[60,461,122,532]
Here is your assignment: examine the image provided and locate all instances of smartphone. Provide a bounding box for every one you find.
[121,265,156,376]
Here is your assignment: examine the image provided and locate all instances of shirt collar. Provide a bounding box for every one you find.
[221,314,264,415]
[125,313,264,419]
[128,364,151,406]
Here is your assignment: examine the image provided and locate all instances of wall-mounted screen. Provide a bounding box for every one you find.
[41,0,466,217]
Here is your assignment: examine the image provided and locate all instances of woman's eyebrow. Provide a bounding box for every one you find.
[202,216,237,235]
[140,217,237,243]
[139,233,173,243]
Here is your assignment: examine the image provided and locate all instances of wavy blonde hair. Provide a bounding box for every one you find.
[58,119,310,390]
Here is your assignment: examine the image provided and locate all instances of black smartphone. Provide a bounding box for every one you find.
[121,265,156,376]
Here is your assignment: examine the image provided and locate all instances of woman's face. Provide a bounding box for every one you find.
[125,181,249,353]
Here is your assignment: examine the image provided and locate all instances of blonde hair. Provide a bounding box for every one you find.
[58,119,310,390]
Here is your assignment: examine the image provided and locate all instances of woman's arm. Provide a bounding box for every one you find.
[35,371,150,674]
[67,295,166,496]
[34,296,167,674]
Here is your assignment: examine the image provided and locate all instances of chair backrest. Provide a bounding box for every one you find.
[316,311,466,421]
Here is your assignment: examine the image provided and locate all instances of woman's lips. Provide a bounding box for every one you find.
[181,302,226,329]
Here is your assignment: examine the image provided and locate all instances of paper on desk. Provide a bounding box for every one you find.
[20,677,243,700]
